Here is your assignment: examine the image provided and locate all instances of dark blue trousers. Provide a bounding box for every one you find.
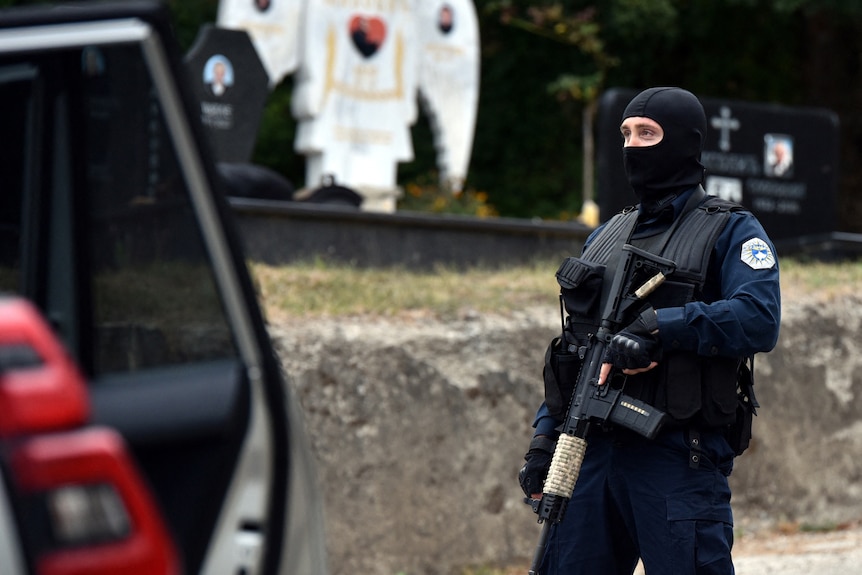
[539,427,736,575]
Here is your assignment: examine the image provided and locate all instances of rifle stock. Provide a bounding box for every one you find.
[526,244,676,574]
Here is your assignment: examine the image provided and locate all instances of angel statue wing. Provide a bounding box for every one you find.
[416,0,480,192]
[217,0,304,86]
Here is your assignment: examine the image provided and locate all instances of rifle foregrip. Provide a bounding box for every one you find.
[543,434,587,499]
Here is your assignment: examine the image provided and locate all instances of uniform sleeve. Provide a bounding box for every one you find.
[655,212,781,357]
[532,403,561,437]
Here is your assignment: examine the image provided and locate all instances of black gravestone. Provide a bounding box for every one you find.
[595,88,839,242]
[184,25,270,163]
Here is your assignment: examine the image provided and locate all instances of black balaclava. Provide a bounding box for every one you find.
[621,87,707,213]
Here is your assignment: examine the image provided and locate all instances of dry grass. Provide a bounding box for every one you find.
[249,259,561,322]
[249,258,862,322]
[778,258,862,300]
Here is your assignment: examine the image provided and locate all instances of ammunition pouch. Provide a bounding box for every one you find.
[556,257,605,320]
[542,257,606,419]
[651,352,756,455]
[724,358,759,455]
[700,356,741,426]
[652,353,740,425]
[542,333,585,419]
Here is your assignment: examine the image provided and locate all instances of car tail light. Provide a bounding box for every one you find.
[0,298,89,437]
[0,297,181,575]
[8,428,181,575]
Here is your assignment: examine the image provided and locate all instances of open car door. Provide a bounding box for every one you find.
[0,2,327,574]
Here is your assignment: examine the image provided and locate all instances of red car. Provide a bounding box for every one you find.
[0,2,328,574]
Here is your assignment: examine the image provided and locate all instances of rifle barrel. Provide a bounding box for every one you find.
[527,522,552,574]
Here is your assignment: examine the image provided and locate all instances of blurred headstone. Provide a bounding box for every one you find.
[596,88,839,242]
[185,25,270,163]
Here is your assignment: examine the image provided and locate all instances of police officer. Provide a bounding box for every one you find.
[519,87,781,575]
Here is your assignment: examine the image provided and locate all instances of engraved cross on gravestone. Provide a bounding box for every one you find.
[710,106,740,152]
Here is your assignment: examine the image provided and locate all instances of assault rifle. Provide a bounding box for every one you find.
[526,244,676,575]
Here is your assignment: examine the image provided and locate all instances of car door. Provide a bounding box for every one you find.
[0,466,27,575]
[0,3,326,574]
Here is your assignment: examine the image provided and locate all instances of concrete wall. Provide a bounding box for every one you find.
[268,292,862,575]
[230,198,590,269]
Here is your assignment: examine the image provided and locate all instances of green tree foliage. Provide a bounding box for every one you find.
[430,14,588,218]
[458,1,614,218]
[165,0,219,51]
[252,78,303,188]
[463,0,810,219]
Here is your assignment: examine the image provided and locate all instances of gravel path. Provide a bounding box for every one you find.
[506,526,862,575]
[627,525,862,575]
[732,526,862,574]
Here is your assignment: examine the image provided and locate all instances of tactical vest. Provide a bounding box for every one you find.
[569,191,747,426]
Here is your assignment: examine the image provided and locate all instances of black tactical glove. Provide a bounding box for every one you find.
[603,306,661,370]
[518,435,556,498]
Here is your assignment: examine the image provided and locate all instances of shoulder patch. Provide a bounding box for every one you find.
[740,237,775,270]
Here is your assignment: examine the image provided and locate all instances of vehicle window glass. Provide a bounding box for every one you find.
[0,65,30,294]
[81,43,237,374]
[0,40,237,374]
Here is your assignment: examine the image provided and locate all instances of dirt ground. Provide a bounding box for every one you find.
[504,522,862,575]
[730,522,862,575]
[628,521,862,575]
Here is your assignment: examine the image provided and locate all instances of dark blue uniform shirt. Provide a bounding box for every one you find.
[533,187,781,437]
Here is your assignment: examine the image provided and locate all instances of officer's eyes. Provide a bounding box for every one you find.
[621,128,656,141]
